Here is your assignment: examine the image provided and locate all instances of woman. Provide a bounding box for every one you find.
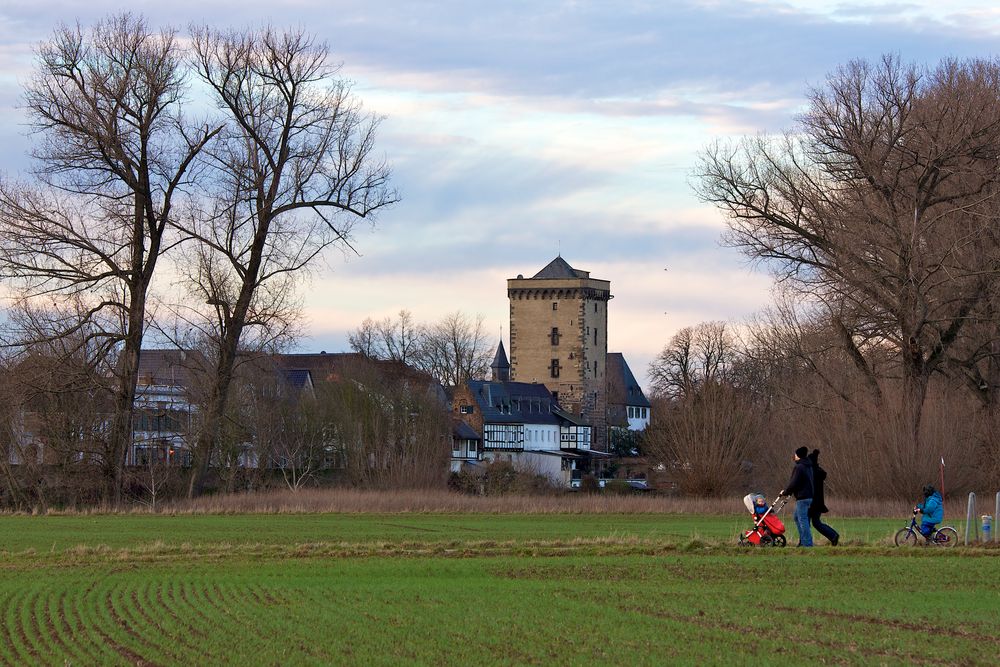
[807,449,840,545]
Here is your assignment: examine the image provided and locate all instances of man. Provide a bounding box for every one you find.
[779,446,814,547]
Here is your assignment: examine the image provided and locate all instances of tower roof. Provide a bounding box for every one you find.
[492,340,510,371]
[531,256,590,279]
[606,352,651,409]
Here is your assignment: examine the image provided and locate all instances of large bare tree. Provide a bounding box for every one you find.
[648,321,737,400]
[0,15,219,503]
[182,26,397,497]
[415,311,492,386]
[695,55,1000,458]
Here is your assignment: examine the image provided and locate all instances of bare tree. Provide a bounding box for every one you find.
[0,14,220,503]
[415,311,492,386]
[243,367,327,492]
[695,55,1000,458]
[182,26,397,497]
[348,317,380,357]
[648,321,737,399]
[317,359,449,489]
[349,310,422,363]
[644,383,763,496]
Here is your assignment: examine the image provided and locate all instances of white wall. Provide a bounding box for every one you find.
[522,424,561,451]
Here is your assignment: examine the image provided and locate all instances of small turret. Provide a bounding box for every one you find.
[491,341,510,382]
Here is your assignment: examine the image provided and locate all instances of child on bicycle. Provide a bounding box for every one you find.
[915,484,943,538]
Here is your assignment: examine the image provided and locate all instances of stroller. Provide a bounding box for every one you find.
[739,493,788,547]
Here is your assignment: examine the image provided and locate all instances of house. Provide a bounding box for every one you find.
[132,349,324,469]
[132,349,208,467]
[450,341,606,487]
[606,352,651,432]
[450,419,481,472]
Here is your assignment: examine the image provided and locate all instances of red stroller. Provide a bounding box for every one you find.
[739,493,788,547]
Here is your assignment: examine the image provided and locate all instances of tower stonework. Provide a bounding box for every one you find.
[508,257,610,448]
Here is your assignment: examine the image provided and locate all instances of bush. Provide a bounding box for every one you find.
[603,479,633,495]
[579,474,600,494]
[448,461,559,496]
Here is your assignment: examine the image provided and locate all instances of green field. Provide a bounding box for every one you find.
[0,513,997,666]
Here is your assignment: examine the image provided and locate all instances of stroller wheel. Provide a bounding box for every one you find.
[759,535,773,546]
[772,535,786,547]
[739,534,750,546]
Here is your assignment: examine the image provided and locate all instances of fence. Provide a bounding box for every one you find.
[964,491,1000,545]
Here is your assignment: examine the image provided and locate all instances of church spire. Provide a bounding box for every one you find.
[491,340,510,382]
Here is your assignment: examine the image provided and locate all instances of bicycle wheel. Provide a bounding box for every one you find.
[933,526,958,547]
[894,528,919,546]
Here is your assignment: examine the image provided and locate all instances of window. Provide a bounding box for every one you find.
[452,443,461,456]
[552,391,558,402]
[549,358,561,378]
[469,441,477,453]
[594,303,598,313]
[594,329,598,345]
[550,327,560,346]
[552,302,558,311]
[459,405,474,414]
[628,406,635,418]
[593,360,597,374]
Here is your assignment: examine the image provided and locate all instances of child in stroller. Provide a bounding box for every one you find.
[739,493,788,546]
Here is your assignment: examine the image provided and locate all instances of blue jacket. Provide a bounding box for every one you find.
[918,492,943,524]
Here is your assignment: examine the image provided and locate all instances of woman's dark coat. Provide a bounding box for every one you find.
[808,453,828,517]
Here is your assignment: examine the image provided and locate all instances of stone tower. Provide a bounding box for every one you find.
[507,256,610,447]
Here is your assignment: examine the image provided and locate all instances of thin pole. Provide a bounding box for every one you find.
[939,456,945,501]
[965,492,977,545]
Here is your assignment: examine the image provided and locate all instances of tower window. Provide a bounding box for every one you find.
[549,359,561,378]
[550,327,560,346]
[594,360,598,374]
[594,329,598,345]
[594,303,598,313]
[552,302,558,311]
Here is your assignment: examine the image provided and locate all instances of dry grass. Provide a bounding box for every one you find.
[136,488,922,517]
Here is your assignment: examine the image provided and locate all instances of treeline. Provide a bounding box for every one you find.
[0,349,450,510]
[348,310,495,387]
[647,56,1000,499]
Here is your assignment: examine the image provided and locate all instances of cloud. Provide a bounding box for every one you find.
[4,0,1000,390]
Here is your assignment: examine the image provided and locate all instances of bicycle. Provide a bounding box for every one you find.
[893,508,958,547]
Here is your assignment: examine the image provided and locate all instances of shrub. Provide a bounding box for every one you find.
[579,475,600,494]
[603,479,633,495]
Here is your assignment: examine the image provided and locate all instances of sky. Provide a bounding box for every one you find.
[2,1,999,388]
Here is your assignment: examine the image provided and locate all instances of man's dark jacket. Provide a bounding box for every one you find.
[782,458,814,500]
